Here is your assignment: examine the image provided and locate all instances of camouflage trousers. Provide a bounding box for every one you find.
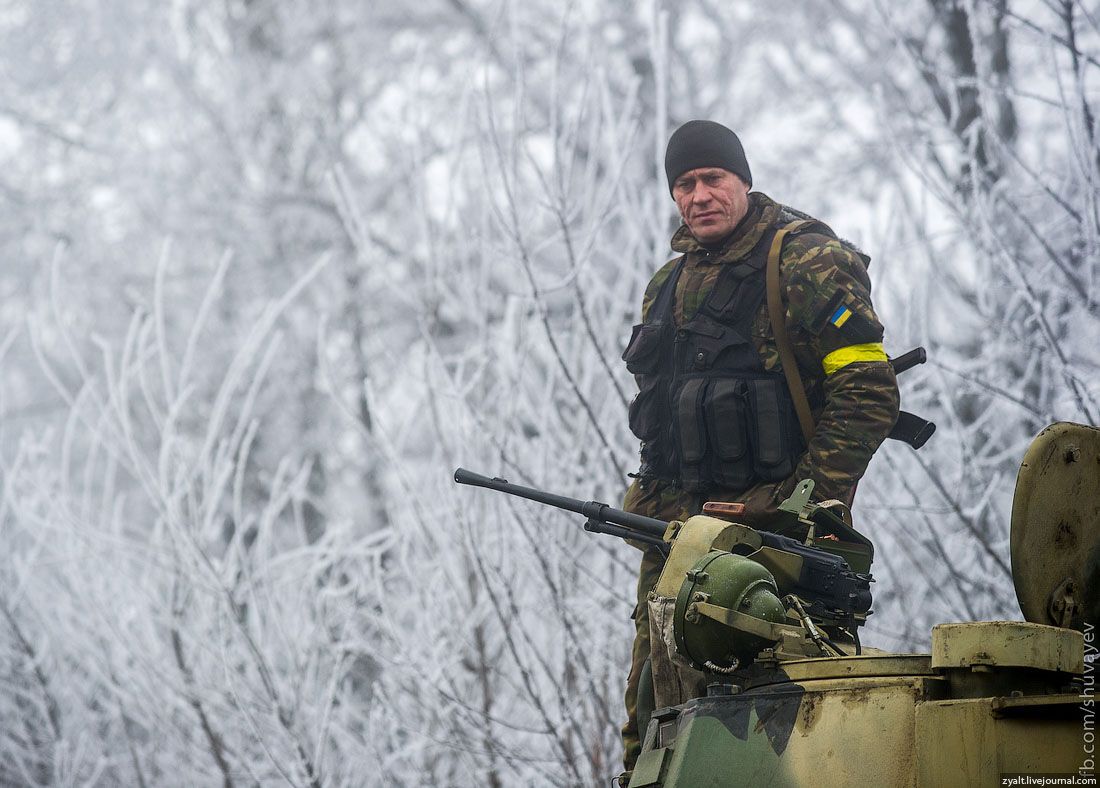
[621,545,666,771]
[619,476,790,771]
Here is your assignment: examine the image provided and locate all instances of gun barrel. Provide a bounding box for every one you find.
[453,468,668,541]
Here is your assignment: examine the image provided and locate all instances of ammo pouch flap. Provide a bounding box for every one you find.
[672,374,802,493]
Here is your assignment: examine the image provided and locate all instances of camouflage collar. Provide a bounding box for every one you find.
[670,192,782,264]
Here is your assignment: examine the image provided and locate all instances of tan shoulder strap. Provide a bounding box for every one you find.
[766,220,816,445]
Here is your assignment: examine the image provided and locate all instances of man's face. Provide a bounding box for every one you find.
[672,167,750,245]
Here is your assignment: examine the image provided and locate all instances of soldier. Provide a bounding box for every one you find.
[619,120,900,773]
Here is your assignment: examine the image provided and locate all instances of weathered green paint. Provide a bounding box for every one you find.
[916,694,1084,787]
[658,714,794,787]
[631,746,671,787]
[630,624,1085,787]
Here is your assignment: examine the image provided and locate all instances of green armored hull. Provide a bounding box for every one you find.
[630,423,1097,787]
[631,623,1085,787]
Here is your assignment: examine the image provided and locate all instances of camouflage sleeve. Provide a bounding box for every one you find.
[780,234,900,502]
[640,257,682,321]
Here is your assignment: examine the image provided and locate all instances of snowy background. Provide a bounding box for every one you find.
[0,0,1098,784]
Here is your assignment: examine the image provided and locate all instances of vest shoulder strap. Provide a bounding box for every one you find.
[766,220,817,445]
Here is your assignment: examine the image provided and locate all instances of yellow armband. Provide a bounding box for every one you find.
[822,343,888,375]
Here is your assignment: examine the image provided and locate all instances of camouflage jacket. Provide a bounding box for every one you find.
[623,192,900,523]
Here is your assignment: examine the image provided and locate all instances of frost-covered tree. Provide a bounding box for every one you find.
[1,0,1097,785]
[780,0,1100,644]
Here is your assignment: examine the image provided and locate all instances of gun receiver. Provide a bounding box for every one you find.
[453,468,670,551]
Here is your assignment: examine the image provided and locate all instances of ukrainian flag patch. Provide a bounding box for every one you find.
[829,305,853,328]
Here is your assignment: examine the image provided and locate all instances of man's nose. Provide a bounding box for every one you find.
[691,185,713,205]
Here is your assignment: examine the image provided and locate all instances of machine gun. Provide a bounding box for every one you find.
[454,468,874,666]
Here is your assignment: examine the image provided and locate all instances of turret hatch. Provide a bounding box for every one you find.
[1011,421,1100,630]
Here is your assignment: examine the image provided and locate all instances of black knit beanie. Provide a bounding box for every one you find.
[664,120,752,194]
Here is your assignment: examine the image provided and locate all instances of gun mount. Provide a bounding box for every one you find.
[454,469,875,669]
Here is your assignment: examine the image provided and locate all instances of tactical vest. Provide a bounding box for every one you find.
[624,218,827,493]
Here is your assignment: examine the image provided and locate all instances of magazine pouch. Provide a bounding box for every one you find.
[747,377,801,481]
[705,378,754,489]
[675,378,708,492]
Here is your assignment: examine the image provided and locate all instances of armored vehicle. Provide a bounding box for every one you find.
[456,421,1097,787]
